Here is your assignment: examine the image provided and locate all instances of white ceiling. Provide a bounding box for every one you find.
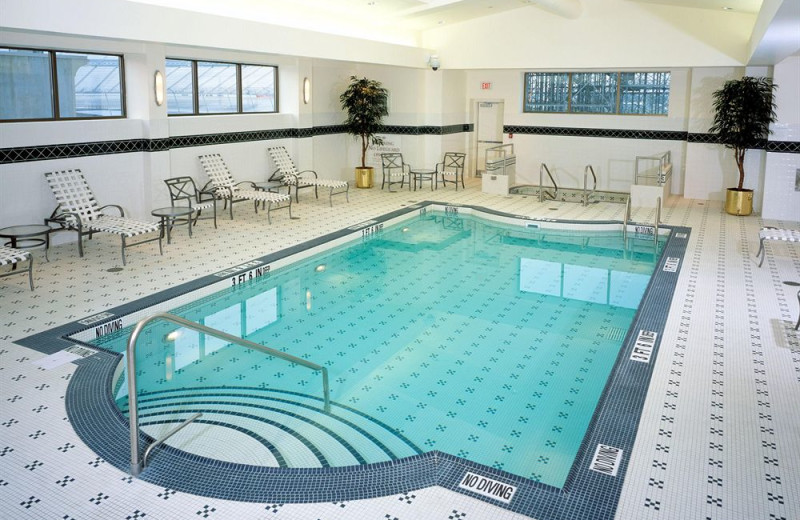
[128,0,764,35]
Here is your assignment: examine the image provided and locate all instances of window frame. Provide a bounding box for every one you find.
[0,46,126,123]
[166,57,279,117]
[523,71,670,116]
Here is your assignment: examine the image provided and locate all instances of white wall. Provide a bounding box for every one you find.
[762,54,800,222]
[422,0,757,69]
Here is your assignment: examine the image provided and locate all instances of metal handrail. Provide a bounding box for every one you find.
[654,196,661,247]
[126,312,331,476]
[539,163,558,202]
[622,196,631,242]
[583,164,597,206]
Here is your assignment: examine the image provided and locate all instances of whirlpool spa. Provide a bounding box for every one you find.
[23,203,689,520]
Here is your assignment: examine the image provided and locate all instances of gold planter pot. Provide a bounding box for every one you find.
[355,167,374,189]
[724,188,753,216]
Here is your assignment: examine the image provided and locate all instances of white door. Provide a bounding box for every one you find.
[475,101,504,177]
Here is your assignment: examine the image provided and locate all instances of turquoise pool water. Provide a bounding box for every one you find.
[92,210,665,488]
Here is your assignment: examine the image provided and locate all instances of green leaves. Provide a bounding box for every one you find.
[340,76,389,168]
[708,76,777,189]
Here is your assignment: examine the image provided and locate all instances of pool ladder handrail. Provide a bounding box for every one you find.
[539,163,558,202]
[583,164,597,206]
[126,312,331,476]
[622,196,631,242]
[654,196,661,247]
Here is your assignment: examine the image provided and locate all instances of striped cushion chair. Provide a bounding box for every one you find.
[756,227,800,267]
[44,169,162,266]
[198,153,292,223]
[267,146,349,206]
[0,246,34,290]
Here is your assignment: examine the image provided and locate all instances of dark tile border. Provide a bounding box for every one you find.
[3,123,796,164]
[18,203,689,519]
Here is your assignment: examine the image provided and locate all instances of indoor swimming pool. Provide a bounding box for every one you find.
[40,203,689,518]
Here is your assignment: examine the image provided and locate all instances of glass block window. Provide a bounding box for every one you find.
[523,72,568,112]
[56,52,123,118]
[197,61,238,114]
[241,64,276,113]
[571,72,617,113]
[619,72,670,115]
[524,71,669,115]
[165,59,195,115]
[1,47,124,121]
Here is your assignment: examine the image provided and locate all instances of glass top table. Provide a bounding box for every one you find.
[0,224,51,262]
[151,206,194,244]
[410,169,436,191]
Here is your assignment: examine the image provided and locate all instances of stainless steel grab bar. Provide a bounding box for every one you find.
[654,196,661,247]
[539,163,558,202]
[623,196,631,242]
[127,312,331,476]
[583,165,597,206]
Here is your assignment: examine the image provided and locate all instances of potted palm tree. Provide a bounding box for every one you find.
[340,76,389,188]
[709,76,778,215]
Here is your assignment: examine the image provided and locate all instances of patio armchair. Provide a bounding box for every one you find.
[436,152,466,190]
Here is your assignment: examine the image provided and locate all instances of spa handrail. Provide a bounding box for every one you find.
[126,312,331,476]
[654,196,661,247]
[583,164,597,206]
[623,196,631,242]
[539,163,558,202]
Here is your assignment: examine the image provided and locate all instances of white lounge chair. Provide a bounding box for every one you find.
[45,169,162,265]
[756,227,800,267]
[267,146,349,206]
[198,153,292,223]
[0,246,34,290]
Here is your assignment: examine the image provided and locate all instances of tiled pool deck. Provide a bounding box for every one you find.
[1,179,798,520]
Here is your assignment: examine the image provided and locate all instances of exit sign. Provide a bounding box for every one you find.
[481,82,491,90]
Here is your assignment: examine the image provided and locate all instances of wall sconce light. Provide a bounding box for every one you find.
[154,70,165,106]
[303,77,311,104]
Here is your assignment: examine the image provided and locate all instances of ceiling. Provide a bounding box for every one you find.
[128,0,764,36]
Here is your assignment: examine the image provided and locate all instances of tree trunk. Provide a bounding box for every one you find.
[360,135,368,168]
[735,147,746,190]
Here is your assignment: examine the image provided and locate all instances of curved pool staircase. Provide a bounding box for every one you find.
[120,385,422,468]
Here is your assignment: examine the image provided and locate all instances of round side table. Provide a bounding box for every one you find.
[151,206,194,244]
[0,224,51,265]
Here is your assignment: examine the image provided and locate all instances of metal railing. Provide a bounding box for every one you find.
[539,163,558,202]
[635,151,671,186]
[126,312,331,476]
[654,196,661,247]
[622,196,631,242]
[583,164,597,206]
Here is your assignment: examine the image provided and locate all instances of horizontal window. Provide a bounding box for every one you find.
[0,47,124,121]
[166,58,277,116]
[524,71,670,115]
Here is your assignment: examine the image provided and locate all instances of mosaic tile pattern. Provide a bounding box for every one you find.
[3,126,796,164]
[1,179,798,520]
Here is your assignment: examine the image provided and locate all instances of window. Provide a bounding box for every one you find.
[619,72,670,115]
[0,47,124,121]
[571,72,617,114]
[166,58,277,116]
[165,59,194,115]
[524,71,670,115]
[524,72,568,113]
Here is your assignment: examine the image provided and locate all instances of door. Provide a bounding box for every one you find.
[474,101,504,177]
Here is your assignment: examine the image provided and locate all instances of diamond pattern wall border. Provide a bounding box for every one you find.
[1,124,795,164]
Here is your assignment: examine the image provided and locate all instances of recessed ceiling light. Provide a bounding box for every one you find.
[722,6,733,10]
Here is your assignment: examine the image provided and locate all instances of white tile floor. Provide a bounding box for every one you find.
[1,179,798,520]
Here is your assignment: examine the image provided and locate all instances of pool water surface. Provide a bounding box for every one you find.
[92,209,666,489]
